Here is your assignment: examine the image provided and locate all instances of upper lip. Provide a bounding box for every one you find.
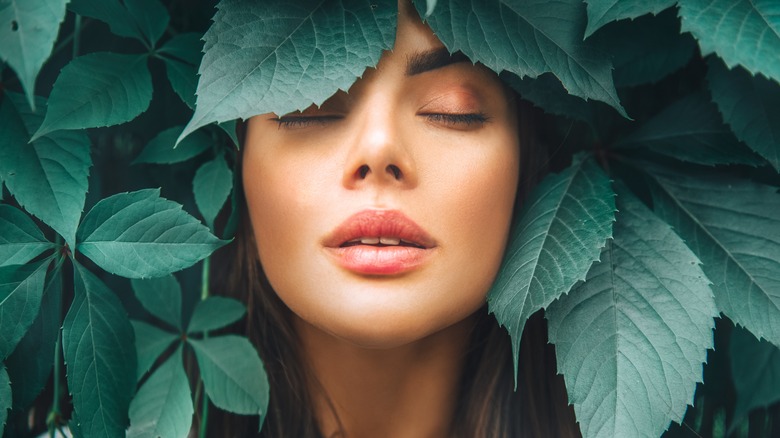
[323,210,436,249]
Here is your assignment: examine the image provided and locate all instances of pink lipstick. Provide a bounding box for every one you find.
[323,210,436,275]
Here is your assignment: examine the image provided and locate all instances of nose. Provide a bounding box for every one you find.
[341,99,417,189]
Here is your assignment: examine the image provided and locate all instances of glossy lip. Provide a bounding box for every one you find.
[322,210,437,275]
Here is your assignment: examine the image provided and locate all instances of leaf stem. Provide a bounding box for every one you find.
[72,14,82,59]
[198,256,211,436]
[200,256,210,301]
[199,391,210,438]
[47,330,62,437]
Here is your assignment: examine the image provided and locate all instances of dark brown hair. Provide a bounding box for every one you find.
[205,96,580,437]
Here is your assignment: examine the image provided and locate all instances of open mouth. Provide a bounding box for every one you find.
[340,237,426,249]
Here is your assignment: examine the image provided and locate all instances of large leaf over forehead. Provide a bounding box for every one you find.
[414,0,627,117]
[179,0,397,143]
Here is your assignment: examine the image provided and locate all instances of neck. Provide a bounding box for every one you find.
[295,316,475,438]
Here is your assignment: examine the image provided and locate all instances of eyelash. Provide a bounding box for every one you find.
[273,113,489,129]
[273,115,342,129]
[420,113,489,127]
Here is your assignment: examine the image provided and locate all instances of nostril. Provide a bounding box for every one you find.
[387,164,401,180]
[358,165,370,179]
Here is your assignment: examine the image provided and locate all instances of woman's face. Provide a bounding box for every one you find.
[243,6,520,348]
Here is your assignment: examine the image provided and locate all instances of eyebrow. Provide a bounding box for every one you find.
[405,48,470,76]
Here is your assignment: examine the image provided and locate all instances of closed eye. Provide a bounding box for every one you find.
[420,113,489,129]
[271,115,343,129]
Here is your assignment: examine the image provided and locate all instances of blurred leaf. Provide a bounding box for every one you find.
[730,326,780,427]
[127,347,192,438]
[415,0,627,117]
[76,189,228,279]
[547,184,716,438]
[68,0,142,42]
[5,264,61,411]
[648,165,780,349]
[124,0,170,47]
[131,320,178,382]
[131,274,183,330]
[187,297,245,334]
[501,72,596,125]
[0,260,48,360]
[133,126,211,165]
[31,53,152,141]
[0,0,69,110]
[179,0,397,142]
[63,261,136,437]
[615,93,765,167]
[0,93,91,249]
[0,204,54,267]
[189,335,269,417]
[707,58,780,172]
[159,32,204,66]
[588,10,696,87]
[679,0,780,83]
[488,154,616,372]
[163,58,198,109]
[583,0,675,38]
[193,153,233,230]
[0,365,9,435]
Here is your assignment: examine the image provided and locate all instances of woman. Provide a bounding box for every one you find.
[212,1,578,436]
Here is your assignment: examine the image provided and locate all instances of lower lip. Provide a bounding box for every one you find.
[326,245,431,275]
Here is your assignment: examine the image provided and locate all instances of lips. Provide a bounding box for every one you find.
[323,210,436,275]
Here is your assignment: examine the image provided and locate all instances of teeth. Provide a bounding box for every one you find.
[351,237,407,245]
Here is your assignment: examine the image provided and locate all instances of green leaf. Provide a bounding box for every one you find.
[131,320,178,382]
[63,261,136,438]
[193,153,233,230]
[547,184,716,438]
[678,0,780,83]
[583,0,676,38]
[0,365,9,435]
[179,0,397,143]
[76,189,228,278]
[488,154,616,372]
[587,9,696,87]
[0,204,54,267]
[124,0,170,47]
[68,0,143,42]
[127,346,193,438]
[415,0,627,117]
[615,93,765,167]
[131,275,183,330]
[31,52,153,141]
[647,165,780,348]
[5,264,61,411]
[189,335,269,416]
[0,93,91,248]
[500,72,596,125]
[730,326,780,426]
[707,58,780,172]
[218,120,240,149]
[133,126,212,165]
[0,260,48,360]
[159,32,204,66]
[163,58,198,109]
[187,297,245,334]
[0,0,69,110]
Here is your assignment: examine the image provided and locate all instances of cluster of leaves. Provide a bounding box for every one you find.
[0,0,267,437]
[0,0,779,437]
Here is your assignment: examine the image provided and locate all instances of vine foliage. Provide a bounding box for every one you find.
[0,0,779,437]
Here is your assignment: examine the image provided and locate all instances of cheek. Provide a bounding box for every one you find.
[419,129,521,314]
